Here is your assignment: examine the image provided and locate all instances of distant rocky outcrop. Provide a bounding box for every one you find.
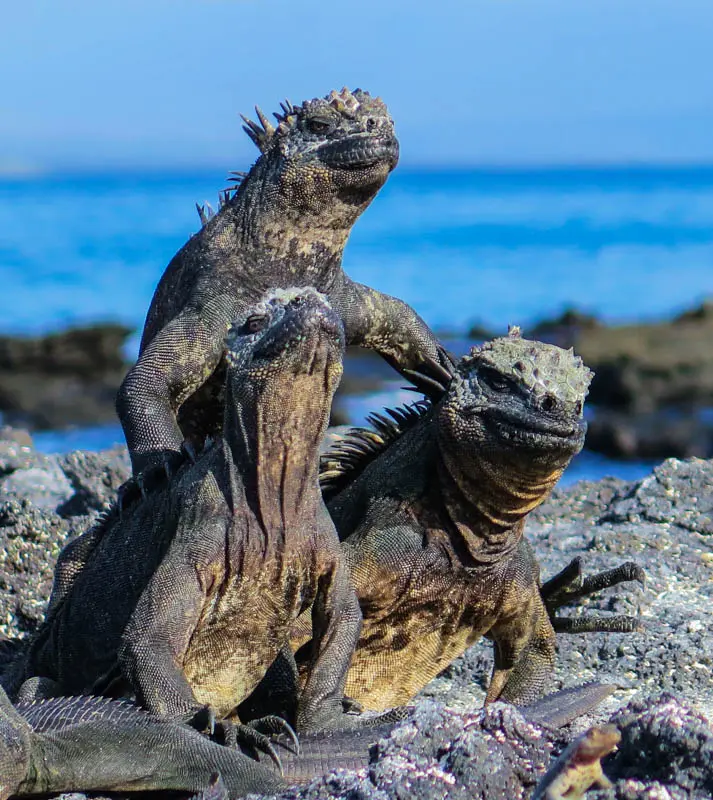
[525,300,713,460]
[0,323,132,430]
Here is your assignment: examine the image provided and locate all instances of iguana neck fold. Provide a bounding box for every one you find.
[435,440,563,566]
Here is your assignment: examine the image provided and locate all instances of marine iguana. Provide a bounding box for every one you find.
[303,330,644,710]
[116,87,450,479]
[0,685,283,799]
[7,288,363,749]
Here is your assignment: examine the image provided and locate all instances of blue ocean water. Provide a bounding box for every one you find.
[3,165,712,483]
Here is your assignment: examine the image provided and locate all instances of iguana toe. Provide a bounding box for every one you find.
[220,720,286,774]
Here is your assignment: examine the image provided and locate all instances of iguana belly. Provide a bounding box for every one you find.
[345,613,494,710]
[183,565,316,719]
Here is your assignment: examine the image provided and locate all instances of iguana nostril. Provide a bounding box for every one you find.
[366,118,377,131]
[542,396,557,412]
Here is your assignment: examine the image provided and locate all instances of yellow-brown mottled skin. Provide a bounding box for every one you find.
[8,289,363,738]
[116,87,449,479]
[297,330,643,710]
[532,724,620,800]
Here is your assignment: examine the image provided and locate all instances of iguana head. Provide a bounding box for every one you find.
[224,287,345,515]
[225,286,344,434]
[236,88,398,220]
[0,686,31,799]
[438,328,592,484]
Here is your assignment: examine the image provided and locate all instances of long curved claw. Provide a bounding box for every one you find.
[185,704,217,737]
[438,344,458,372]
[181,439,199,464]
[221,721,284,774]
[553,614,643,634]
[249,714,300,756]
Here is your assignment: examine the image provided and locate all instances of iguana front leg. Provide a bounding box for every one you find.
[116,309,229,475]
[297,557,362,732]
[486,592,557,706]
[331,276,452,384]
[118,555,205,720]
[541,557,644,634]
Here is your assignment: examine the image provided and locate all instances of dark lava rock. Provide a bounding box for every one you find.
[585,409,713,461]
[0,431,711,797]
[0,323,132,430]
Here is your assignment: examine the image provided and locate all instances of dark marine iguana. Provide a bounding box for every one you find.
[292,330,644,710]
[116,87,450,480]
[6,288,364,749]
[0,685,283,799]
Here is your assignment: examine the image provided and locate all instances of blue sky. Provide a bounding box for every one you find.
[2,0,713,170]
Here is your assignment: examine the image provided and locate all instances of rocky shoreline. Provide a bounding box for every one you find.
[0,430,711,797]
[2,301,711,463]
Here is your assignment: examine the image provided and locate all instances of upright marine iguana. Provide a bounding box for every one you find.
[116,87,450,479]
[300,329,644,710]
[7,288,363,750]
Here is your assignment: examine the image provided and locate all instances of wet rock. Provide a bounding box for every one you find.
[0,323,132,430]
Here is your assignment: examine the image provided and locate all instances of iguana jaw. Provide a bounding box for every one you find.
[480,404,587,454]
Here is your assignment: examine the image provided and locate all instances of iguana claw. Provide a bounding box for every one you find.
[542,558,645,634]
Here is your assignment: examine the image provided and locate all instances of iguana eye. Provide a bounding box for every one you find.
[306,117,333,135]
[243,314,269,334]
[480,368,509,392]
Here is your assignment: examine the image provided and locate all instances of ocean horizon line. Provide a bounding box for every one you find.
[5,160,713,183]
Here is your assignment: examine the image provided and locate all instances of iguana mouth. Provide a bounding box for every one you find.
[318,135,399,170]
[253,305,344,364]
[483,407,586,451]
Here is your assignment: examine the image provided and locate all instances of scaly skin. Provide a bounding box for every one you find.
[532,724,621,800]
[7,289,362,740]
[301,329,643,710]
[0,685,282,800]
[116,87,448,477]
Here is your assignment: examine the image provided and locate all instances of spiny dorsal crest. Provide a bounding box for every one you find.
[320,401,431,499]
[241,106,276,153]
[461,328,594,404]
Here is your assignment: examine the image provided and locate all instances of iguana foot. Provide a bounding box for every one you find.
[220,715,300,773]
[541,557,645,634]
[402,353,454,401]
[184,706,298,772]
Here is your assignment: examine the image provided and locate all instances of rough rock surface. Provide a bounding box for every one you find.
[0,324,132,430]
[524,301,713,460]
[0,429,711,797]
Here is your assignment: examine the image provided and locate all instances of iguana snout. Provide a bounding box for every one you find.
[226,287,345,381]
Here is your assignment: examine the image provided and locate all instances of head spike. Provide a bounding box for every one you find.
[240,106,275,153]
[196,202,215,227]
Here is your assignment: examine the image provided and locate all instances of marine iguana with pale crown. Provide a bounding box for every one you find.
[291,330,644,710]
[6,288,367,756]
[116,87,450,481]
